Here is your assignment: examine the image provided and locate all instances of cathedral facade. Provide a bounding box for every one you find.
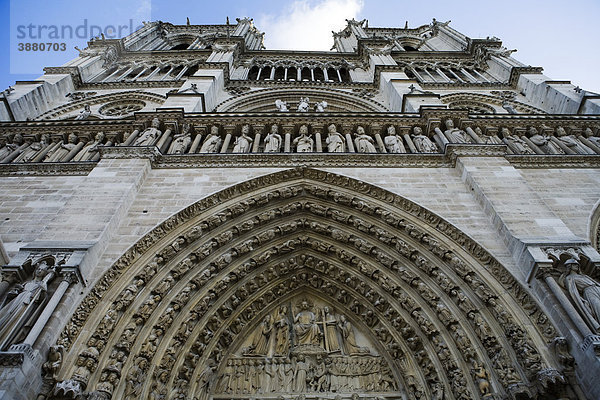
[0,17,600,400]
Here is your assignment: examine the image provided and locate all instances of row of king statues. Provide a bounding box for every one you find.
[1,118,600,163]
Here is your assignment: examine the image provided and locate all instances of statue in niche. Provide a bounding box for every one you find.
[475,127,502,144]
[293,355,310,392]
[338,315,368,355]
[354,126,377,153]
[322,306,341,352]
[325,124,345,153]
[293,125,314,152]
[384,125,406,153]
[275,99,289,112]
[274,305,290,355]
[73,132,105,161]
[560,258,600,332]
[134,117,162,146]
[555,126,593,154]
[0,259,55,349]
[246,314,273,355]
[264,124,282,153]
[293,300,322,346]
[0,136,12,161]
[501,127,534,154]
[527,127,563,154]
[411,126,437,153]
[444,119,471,143]
[168,124,192,154]
[44,133,78,162]
[314,100,328,112]
[200,126,222,153]
[584,127,600,148]
[14,134,50,163]
[232,124,253,153]
[74,105,92,120]
[297,97,310,112]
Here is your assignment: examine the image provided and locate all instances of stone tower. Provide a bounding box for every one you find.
[0,17,599,400]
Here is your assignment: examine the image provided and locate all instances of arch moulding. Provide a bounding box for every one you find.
[50,167,573,400]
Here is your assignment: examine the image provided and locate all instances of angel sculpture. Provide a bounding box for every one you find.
[275,99,289,112]
[314,101,328,112]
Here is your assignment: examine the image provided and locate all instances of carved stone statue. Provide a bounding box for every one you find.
[444,119,471,143]
[354,126,376,153]
[42,345,64,380]
[275,99,289,112]
[384,125,406,153]
[527,127,563,154]
[501,128,534,154]
[325,124,345,153]
[168,124,192,154]
[134,118,162,146]
[264,124,282,153]
[200,126,222,153]
[0,136,11,161]
[476,127,502,144]
[584,127,600,148]
[338,315,368,355]
[293,125,313,152]
[232,125,253,153]
[560,258,600,332]
[555,126,593,154]
[322,306,341,352]
[74,105,92,120]
[73,132,105,161]
[44,133,78,162]
[293,301,321,346]
[274,306,290,355]
[293,355,309,392]
[248,315,273,355]
[0,260,55,349]
[297,97,310,112]
[14,134,50,163]
[411,127,437,153]
[314,101,328,112]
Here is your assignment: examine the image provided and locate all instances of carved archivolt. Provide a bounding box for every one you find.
[52,168,563,400]
[216,88,388,113]
[441,92,545,114]
[36,91,166,120]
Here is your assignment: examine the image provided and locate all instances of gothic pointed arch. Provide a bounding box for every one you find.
[51,168,570,400]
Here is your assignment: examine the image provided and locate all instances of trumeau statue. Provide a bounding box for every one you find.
[444,119,471,143]
[134,118,162,146]
[200,126,222,153]
[264,124,282,153]
[73,132,105,161]
[293,125,313,152]
[354,126,376,153]
[168,124,192,154]
[560,258,600,332]
[232,124,253,153]
[0,260,55,349]
[325,124,345,152]
[384,125,406,153]
[411,126,437,153]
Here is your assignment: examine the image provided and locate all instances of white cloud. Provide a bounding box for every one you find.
[258,0,364,51]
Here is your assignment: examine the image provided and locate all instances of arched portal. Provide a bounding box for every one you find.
[52,168,567,400]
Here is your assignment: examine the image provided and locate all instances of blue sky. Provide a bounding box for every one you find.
[1,0,599,93]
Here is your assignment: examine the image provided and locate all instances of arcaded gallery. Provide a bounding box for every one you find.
[0,16,599,400]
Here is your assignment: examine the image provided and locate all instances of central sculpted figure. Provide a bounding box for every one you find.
[354,126,376,153]
[325,124,345,153]
[561,259,600,332]
[443,119,471,144]
[200,126,222,153]
[293,125,313,152]
[134,118,162,146]
[232,125,253,153]
[264,124,282,153]
[293,301,321,346]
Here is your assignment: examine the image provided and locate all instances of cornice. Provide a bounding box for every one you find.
[0,162,96,176]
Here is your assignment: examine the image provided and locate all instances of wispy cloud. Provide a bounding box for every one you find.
[258,0,363,51]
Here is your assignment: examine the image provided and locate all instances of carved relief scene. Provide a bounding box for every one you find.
[214,296,399,398]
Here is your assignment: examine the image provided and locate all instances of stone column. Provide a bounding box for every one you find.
[313,126,323,153]
[544,274,591,338]
[282,125,294,153]
[342,124,355,152]
[252,124,264,153]
[156,127,173,153]
[62,142,85,162]
[401,128,417,153]
[373,125,386,153]
[189,127,204,154]
[220,125,235,153]
[123,129,139,146]
[23,273,77,347]
[463,123,483,144]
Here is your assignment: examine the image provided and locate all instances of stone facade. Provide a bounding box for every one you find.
[0,17,599,400]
